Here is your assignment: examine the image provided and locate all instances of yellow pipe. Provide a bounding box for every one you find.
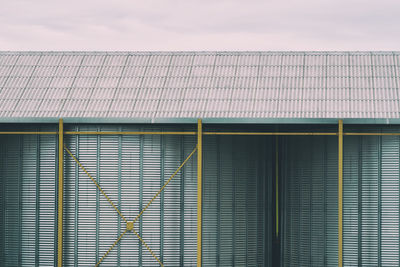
[64,131,196,135]
[197,119,202,267]
[204,132,337,136]
[57,119,64,267]
[5,131,400,136]
[0,132,58,135]
[276,136,279,238]
[338,120,343,267]
[344,132,400,136]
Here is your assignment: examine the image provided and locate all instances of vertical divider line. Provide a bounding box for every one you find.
[232,136,236,266]
[139,134,143,267]
[117,128,122,266]
[269,136,273,266]
[180,134,185,266]
[0,136,4,265]
[358,136,362,267]
[338,120,343,267]
[18,135,22,266]
[54,129,59,266]
[216,135,221,267]
[245,137,249,265]
[74,127,79,267]
[255,136,259,265]
[35,133,40,267]
[95,129,100,263]
[323,136,327,267]
[309,137,313,265]
[197,119,202,267]
[280,136,284,266]
[57,118,64,267]
[263,138,267,266]
[160,134,165,263]
[378,135,382,266]
[276,136,279,238]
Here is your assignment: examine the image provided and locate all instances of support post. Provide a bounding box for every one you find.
[276,136,279,238]
[197,119,202,267]
[338,120,343,267]
[58,118,64,267]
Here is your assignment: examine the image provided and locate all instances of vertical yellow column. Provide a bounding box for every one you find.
[197,119,202,267]
[338,120,343,267]
[58,118,64,267]
[276,136,279,238]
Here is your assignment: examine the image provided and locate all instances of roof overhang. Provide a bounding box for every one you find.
[0,117,399,125]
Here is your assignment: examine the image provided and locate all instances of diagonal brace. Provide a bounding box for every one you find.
[64,144,198,267]
[64,145,128,223]
[131,146,198,267]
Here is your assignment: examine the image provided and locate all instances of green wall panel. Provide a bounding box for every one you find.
[63,125,197,266]
[202,135,273,267]
[281,136,338,267]
[0,131,58,267]
[343,135,400,266]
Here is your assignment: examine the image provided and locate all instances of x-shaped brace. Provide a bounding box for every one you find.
[64,144,198,267]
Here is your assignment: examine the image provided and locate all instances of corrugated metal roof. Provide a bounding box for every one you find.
[1,51,400,121]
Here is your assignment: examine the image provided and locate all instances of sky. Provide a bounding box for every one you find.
[1,0,399,51]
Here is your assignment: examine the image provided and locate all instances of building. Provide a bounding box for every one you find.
[1,51,400,266]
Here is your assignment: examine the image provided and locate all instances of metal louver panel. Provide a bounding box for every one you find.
[0,130,58,266]
[281,136,338,267]
[202,135,273,266]
[63,125,197,266]
[343,133,400,266]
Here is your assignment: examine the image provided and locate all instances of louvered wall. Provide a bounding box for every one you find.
[4,124,400,267]
[63,125,197,266]
[281,136,338,267]
[202,135,273,266]
[343,133,400,266]
[0,124,274,266]
[0,131,58,266]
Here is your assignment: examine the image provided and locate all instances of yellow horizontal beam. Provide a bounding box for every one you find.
[204,132,338,136]
[0,131,58,135]
[64,131,196,135]
[344,132,400,136]
[2,131,400,136]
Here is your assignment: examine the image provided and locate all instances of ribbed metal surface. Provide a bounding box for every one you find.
[343,130,400,266]
[1,51,400,119]
[281,136,338,267]
[202,135,273,266]
[63,125,197,266]
[0,129,58,266]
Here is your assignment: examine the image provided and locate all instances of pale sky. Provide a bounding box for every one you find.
[1,0,399,51]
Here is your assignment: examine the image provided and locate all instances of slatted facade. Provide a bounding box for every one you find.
[0,125,274,266]
[281,135,338,267]
[203,135,273,266]
[0,127,58,266]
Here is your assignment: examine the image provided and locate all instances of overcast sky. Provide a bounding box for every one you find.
[1,0,399,51]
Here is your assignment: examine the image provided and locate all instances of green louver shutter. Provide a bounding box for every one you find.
[202,135,273,266]
[63,125,197,266]
[343,134,400,266]
[0,132,58,267]
[281,136,338,267]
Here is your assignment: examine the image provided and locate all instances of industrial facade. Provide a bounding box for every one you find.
[1,51,400,266]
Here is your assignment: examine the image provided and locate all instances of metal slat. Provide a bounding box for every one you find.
[62,125,197,266]
[341,128,400,266]
[0,130,57,266]
[281,136,338,267]
[202,135,272,266]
